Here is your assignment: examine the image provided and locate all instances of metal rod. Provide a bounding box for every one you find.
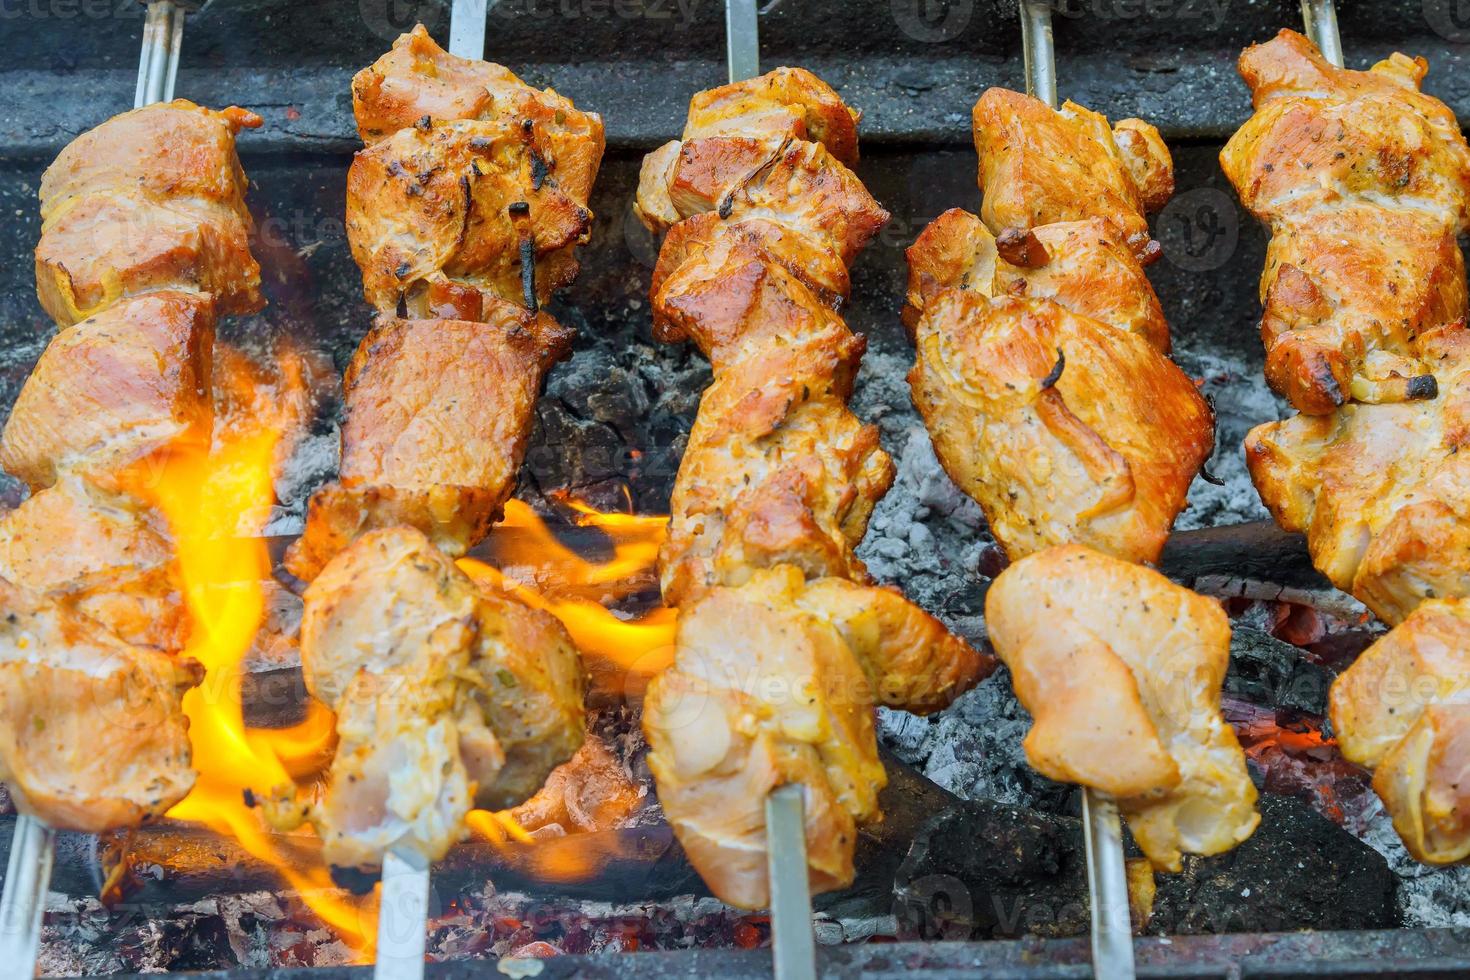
[1020,0,1058,108]
[1019,6,1132,974]
[134,0,186,109]
[725,0,760,83]
[0,815,56,979]
[449,0,488,59]
[374,847,431,980]
[766,785,817,980]
[1082,790,1137,980]
[1300,0,1344,68]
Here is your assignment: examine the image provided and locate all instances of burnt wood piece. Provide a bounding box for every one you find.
[0,752,955,913]
[1225,626,1335,716]
[1158,521,1325,593]
[79,926,1470,979]
[893,794,1397,942]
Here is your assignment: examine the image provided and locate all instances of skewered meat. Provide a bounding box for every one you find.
[36,101,263,326]
[1,291,213,493]
[283,303,571,581]
[909,289,1211,567]
[0,475,184,652]
[1330,598,1470,864]
[644,565,988,908]
[294,528,584,869]
[0,576,201,833]
[971,88,1173,262]
[279,28,598,870]
[637,69,988,909]
[348,24,603,315]
[986,546,1260,871]
[905,210,1169,352]
[0,92,263,833]
[905,91,1209,567]
[1246,322,1470,626]
[1221,29,1470,413]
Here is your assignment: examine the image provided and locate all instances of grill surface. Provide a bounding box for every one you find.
[2,0,1470,976]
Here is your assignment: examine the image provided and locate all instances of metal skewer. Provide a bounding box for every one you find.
[0,4,193,976]
[721,3,815,977]
[1018,5,1136,979]
[1300,0,1344,68]
[367,5,498,978]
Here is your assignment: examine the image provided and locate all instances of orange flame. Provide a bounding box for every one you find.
[464,498,676,680]
[129,351,376,961]
[465,809,633,885]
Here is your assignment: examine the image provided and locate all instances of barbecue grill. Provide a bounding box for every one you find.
[1,0,1469,977]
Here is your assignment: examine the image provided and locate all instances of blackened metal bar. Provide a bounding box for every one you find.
[725,0,760,83]
[1020,1,1058,109]
[766,785,817,980]
[0,816,56,979]
[1301,0,1345,68]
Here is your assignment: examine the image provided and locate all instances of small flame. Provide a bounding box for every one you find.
[463,498,676,680]
[465,809,633,884]
[129,349,376,960]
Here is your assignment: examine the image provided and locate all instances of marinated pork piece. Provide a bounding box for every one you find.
[909,289,1212,566]
[36,100,263,326]
[638,69,986,910]
[985,546,1260,871]
[655,247,893,607]
[0,291,214,493]
[1246,323,1470,626]
[644,566,991,909]
[1221,29,1470,413]
[0,576,200,833]
[283,303,572,582]
[1330,598,1470,864]
[296,528,584,869]
[904,210,1169,353]
[971,88,1173,262]
[347,24,604,314]
[0,475,184,652]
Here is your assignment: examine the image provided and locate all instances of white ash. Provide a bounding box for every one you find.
[1173,350,1278,530]
[1354,798,1470,928]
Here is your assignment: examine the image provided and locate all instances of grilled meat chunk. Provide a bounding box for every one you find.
[986,546,1260,871]
[0,576,200,832]
[348,24,603,314]
[638,69,984,910]
[1246,323,1470,626]
[297,528,584,870]
[971,88,1173,261]
[36,100,262,326]
[655,248,893,607]
[0,476,184,652]
[1330,598,1470,864]
[644,566,990,909]
[284,303,572,583]
[909,289,1212,566]
[1,291,214,493]
[905,209,1170,352]
[1221,29,1470,413]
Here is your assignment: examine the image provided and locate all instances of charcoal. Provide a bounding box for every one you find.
[1146,794,1400,935]
[893,793,1398,941]
[1225,626,1335,716]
